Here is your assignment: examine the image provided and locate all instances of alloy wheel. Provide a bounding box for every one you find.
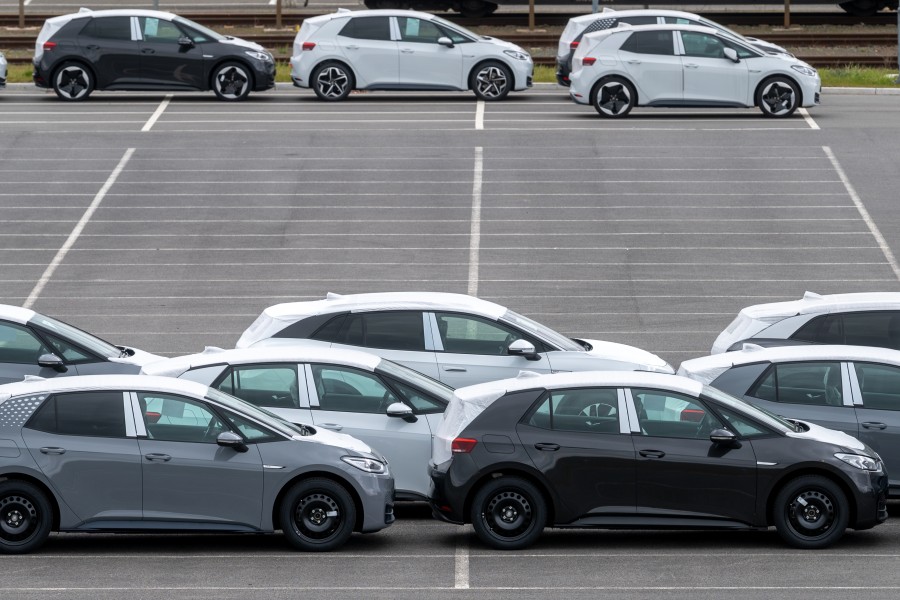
[316,67,350,99]
[215,66,249,100]
[55,66,90,101]
[596,82,632,117]
[474,66,509,99]
[760,81,796,116]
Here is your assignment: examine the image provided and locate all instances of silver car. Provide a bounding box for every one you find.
[143,346,452,500]
[0,374,394,554]
[0,52,7,89]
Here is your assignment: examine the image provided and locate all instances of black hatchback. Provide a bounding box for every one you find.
[429,371,888,550]
[33,9,275,101]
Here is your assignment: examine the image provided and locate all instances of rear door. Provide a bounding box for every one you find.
[76,15,141,88]
[212,362,314,426]
[336,16,398,87]
[849,362,900,490]
[617,30,682,104]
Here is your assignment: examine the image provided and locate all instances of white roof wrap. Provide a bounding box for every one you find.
[741,291,900,320]
[0,304,37,325]
[0,374,210,398]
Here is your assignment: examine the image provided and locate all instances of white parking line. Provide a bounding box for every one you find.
[799,107,821,130]
[142,95,173,132]
[475,100,485,130]
[455,536,470,589]
[22,148,135,309]
[468,147,484,297]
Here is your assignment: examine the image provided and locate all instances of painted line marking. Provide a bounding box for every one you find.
[799,107,821,130]
[141,95,173,132]
[475,100,485,130]
[468,146,483,297]
[22,148,135,309]
[455,535,470,589]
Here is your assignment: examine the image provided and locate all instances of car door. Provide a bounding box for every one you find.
[849,362,900,490]
[76,15,142,88]
[616,30,682,104]
[21,391,143,524]
[0,321,67,384]
[395,16,463,89]
[517,387,636,520]
[335,16,398,88]
[212,362,314,426]
[134,392,265,528]
[136,16,205,89]
[306,363,434,498]
[628,388,757,523]
[431,312,553,387]
[678,31,749,105]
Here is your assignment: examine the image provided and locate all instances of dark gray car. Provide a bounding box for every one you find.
[0,375,394,554]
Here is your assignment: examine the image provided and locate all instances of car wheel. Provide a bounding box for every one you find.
[773,475,849,549]
[280,478,356,551]
[212,62,252,101]
[53,62,93,102]
[471,62,513,101]
[312,62,354,101]
[756,76,800,118]
[591,76,636,118]
[0,481,53,554]
[471,477,546,550]
[839,0,879,15]
[459,0,498,17]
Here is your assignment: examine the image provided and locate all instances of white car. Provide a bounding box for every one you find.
[556,8,791,86]
[712,291,900,354]
[569,23,820,118]
[0,51,7,89]
[142,345,453,500]
[290,9,532,101]
[235,291,674,388]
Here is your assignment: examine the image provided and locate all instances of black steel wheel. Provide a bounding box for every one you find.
[471,477,546,550]
[773,475,849,549]
[52,62,93,102]
[756,76,800,118]
[212,62,252,101]
[591,76,636,118]
[0,480,53,554]
[280,478,356,551]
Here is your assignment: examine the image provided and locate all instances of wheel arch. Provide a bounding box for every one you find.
[311,58,357,87]
[764,468,858,527]
[208,58,257,93]
[0,473,61,531]
[51,59,97,88]
[754,73,804,108]
[467,58,516,91]
[271,470,365,533]
[590,73,640,108]
[463,467,557,526]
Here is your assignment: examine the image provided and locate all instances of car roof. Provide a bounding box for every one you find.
[569,8,702,24]
[583,22,719,41]
[0,374,210,403]
[740,291,900,320]
[56,8,179,20]
[142,345,384,377]
[260,291,507,323]
[0,304,37,325]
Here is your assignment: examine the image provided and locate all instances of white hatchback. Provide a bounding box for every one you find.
[290,9,532,101]
[569,23,820,118]
[0,52,6,89]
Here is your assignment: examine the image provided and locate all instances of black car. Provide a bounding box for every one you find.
[429,371,888,550]
[33,9,275,101]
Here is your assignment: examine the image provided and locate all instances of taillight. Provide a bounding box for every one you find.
[451,438,477,454]
[582,57,597,66]
[680,409,705,423]
[43,41,57,51]
[570,41,579,49]
[302,42,316,51]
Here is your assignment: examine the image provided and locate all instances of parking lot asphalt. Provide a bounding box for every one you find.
[2,83,900,597]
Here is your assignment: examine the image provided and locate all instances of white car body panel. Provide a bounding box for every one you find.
[0,52,7,88]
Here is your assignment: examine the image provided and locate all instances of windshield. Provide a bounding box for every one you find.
[206,387,307,438]
[376,358,454,404]
[500,310,584,351]
[430,15,477,41]
[174,16,226,41]
[702,385,796,433]
[31,314,121,359]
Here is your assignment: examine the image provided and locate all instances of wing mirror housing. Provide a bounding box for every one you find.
[178,36,195,48]
[386,402,418,423]
[710,428,741,448]
[437,36,454,48]
[508,339,541,361]
[217,431,248,452]
[37,353,67,372]
[723,47,740,63]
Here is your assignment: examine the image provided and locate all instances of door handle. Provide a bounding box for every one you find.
[144,453,172,462]
[85,45,100,51]
[534,443,560,451]
[684,63,699,69]
[862,422,887,430]
[141,48,156,54]
[319,423,343,431]
[626,59,641,64]
[401,48,414,54]
[39,447,66,455]
[346,45,359,50]
[443,367,467,372]
[639,449,666,458]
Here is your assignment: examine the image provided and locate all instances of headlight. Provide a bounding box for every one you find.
[791,64,817,77]
[341,456,387,474]
[503,50,530,61]
[835,453,882,472]
[245,50,272,62]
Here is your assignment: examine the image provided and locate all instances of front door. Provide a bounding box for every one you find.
[679,31,749,105]
[137,16,205,90]
[396,16,463,89]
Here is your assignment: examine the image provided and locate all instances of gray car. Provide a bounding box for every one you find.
[0,374,394,554]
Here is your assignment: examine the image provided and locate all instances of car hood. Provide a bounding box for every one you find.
[786,420,866,452]
[219,36,267,53]
[746,37,791,56]
[109,347,166,367]
[477,36,528,55]
[574,338,674,373]
[294,425,375,455]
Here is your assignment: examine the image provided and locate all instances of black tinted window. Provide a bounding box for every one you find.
[792,314,842,344]
[751,362,845,407]
[339,16,392,41]
[680,31,726,59]
[310,314,348,342]
[527,388,620,433]
[842,312,900,349]
[342,312,424,351]
[216,364,300,409]
[80,17,132,41]
[620,31,675,56]
[27,392,126,438]
[619,16,660,26]
[0,321,50,364]
[854,362,900,410]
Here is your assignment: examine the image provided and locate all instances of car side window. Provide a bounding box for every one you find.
[619,30,675,56]
[715,407,772,438]
[42,332,94,363]
[27,392,127,438]
[80,17,133,41]
[435,312,535,356]
[215,364,300,409]
[791,314,843,344]
[750,362,845,407]
[0,321,50,364]
[139,393,228,443]
[220,410,280,442]
[841,312,900,350]
[680,32,726,59]
[397,17,444,44]
[618,16,659,26]
[387,378,446,413]
[854,362,900,411]
[311,364,398,414]
[663,17,694,25]
[337,312,425,351]
[140,17,185,43]
[527,388,620,434]
[632,388,723,439]
[338,16,392,41]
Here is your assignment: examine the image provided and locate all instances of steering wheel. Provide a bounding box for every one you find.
[696,413,716,439]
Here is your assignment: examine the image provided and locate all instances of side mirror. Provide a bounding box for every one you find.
[178,36,195,48]
[437,36,454,48]
[217,431,248,452]
[386,402,417,423]
[710,428,740,447]
[38,353,67,372]
[508,339,541,361]
[723,47,740,63]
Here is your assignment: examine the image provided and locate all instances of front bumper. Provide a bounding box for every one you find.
[850,468,889,530]
[358,473,395,533]
[252,60,277,92]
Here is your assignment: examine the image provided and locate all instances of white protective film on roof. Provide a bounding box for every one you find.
[741,291,900,320]
[0,374,210,399]
[0,304,37,325]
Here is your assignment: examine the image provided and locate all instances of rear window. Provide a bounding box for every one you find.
[620,30,675,56]
[338,16,392,41]
[79,17,132,41]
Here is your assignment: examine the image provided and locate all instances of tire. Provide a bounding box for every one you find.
[212,62,252,102]
[839,0,878,15]
[591,76,636,118]
[459,1,498,18]
[52,62,93,102]
[471,477,546,550]
[756,76,800,118]
[280,478,356,551]
[773,475,850,549]
[471,61,513,101]
[0,480,53,554]
[312,62,354,102]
